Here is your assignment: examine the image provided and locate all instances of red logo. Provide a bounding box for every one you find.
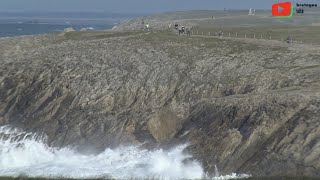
[272,2,292,17]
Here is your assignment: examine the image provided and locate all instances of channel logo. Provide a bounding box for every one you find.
[272,2,294,18]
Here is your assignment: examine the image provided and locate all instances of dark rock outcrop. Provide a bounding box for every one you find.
[0,31,319,176]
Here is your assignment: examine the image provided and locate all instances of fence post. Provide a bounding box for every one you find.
[245,34,247,38]
[209,32,211,36]
[236,32,238,37]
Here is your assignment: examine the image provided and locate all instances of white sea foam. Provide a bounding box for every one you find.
[0,126,249,179]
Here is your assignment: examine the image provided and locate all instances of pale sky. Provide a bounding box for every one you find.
[0,0,281,13]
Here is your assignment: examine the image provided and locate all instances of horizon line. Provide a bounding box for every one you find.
[0,9,271,14]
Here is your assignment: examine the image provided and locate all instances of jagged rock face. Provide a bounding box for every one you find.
[0,32,320,176]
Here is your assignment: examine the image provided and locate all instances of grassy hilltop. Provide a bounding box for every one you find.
[115,9,320,44]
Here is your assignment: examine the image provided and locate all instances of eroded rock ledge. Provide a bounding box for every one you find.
[0,31,319,176]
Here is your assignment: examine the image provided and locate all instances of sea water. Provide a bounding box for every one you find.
[0,126,249,179]
[0,23,113,37]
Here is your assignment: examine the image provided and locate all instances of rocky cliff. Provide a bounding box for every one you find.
[0,31,320,177]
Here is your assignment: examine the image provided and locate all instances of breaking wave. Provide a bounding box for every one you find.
[0,126,249,179]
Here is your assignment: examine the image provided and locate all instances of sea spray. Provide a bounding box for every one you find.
[215,165,220,177]
[0,126,249,179]
[0,125,203,179]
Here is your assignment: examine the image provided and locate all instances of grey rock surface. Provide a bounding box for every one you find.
[0,31,320,176]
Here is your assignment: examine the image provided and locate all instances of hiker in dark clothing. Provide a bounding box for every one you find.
[181,26,185,34]
[175,23,179,30]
